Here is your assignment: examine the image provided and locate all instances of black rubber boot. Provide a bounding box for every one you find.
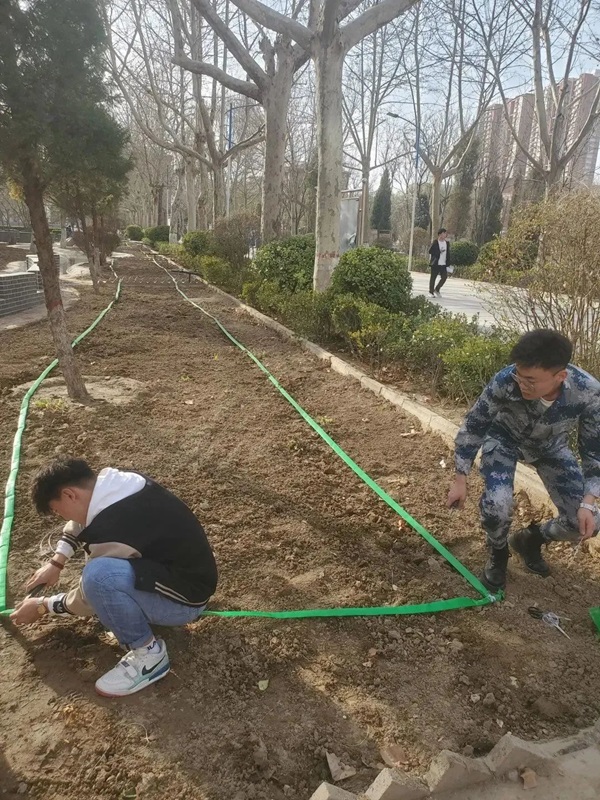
[481,544,509,592]
[509,524,550,577]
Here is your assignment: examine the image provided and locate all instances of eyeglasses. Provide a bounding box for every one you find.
[510,369,563,390]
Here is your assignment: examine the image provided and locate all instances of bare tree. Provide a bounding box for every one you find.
[171,0,310,241]
[106,0,263,228]
[225,0,419,290]
[342,18,414,227]
[398,0,510,238]
[469,0,600,196]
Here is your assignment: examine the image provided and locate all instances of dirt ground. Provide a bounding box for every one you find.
[1,252,600,800]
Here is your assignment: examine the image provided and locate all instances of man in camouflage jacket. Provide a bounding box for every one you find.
[447,329,600,592]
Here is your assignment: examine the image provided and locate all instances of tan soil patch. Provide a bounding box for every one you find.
[13,375,146,407]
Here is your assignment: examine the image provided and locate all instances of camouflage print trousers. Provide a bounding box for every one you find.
[478,438,600,548]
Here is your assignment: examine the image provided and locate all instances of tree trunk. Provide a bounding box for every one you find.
[21,161,90,402]
[99,214,107,267]
[313,40,345,292]
[185,158,197,232]
[198,160,210,230]
[430,168,442,238]
[362,157,370,243]
[262,60,294,242]
[90,207,101,293]
[213,164,226,224]
[157,185,167,226]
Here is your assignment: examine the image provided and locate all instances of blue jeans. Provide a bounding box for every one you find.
[81,557,205,649]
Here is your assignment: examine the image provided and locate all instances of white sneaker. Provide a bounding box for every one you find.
[95,638,170,697]
[435,290,442,297]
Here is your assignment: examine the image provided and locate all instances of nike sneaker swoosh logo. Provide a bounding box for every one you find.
[142,658,165,676]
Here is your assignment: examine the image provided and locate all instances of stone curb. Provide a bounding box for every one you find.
[307,725,600,799]
[154,252,551,510]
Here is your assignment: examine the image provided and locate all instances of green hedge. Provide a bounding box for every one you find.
[182,230,213,257]
[442,334,516,401]
[144,225,170,245]
[451,239,479,267]
[331,294,411,366]
[330,246,412,313]
[253,234,315,293]
[126,224,143,241]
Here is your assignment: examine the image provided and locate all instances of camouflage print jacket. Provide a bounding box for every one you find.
[454,364,600,497]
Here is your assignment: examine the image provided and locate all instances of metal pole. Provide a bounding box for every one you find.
[407,126,420,271]
[226,102,233,218]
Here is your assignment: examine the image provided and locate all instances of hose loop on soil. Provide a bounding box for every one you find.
[0,274,122,615]
[154,255,501,619]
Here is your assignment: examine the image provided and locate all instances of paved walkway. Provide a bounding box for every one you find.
[410,270,497,327]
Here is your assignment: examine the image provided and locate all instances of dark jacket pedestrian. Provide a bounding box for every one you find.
[428,228,451,297]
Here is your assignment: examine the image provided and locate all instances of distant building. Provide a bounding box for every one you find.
[478,72,600,224]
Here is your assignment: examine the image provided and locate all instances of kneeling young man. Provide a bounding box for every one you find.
[447,329,600,592]
[11,458,217,697]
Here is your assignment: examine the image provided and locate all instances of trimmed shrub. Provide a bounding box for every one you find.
[126,224,143,241]
[249,279,286,316]
[404,294,442,325]
[211,212,260,270]
[243,280,333,343]
[182,230,213,257]
[156,243,183,258]
[330,246,412,313]
[406,314,478,386]
[141,237,153,248]
[331,294,411,365]
[451,239,479,267]
[441,333,516,401]
[252,234,315,293]
[198,255,237,292]
[409,256,431,273]
[144,225,170,245]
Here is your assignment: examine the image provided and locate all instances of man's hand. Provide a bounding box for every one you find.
[25,562,62,593]
[10,597,45,625]
[578,506,596,541]
[447,475,468,510]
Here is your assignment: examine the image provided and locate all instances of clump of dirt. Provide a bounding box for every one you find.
[1,252,600,800]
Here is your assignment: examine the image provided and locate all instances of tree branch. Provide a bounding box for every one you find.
[190,0,269,88]
[225,127,265,162]
[171,54,261,100]
[227,0,313,50]
[342,0,419,52]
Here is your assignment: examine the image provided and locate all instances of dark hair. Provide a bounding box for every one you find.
[510,329,573,370]
[31,457,96,515]
[438,228,447,235]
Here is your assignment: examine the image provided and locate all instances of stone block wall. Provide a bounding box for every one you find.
[0,271,44,317]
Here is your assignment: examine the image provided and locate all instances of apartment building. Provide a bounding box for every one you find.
[478,72,599,218]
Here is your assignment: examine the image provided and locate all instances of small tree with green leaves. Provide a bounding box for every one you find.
[51,106,131,290]
[370,168,392,233]
[0,0,110,400]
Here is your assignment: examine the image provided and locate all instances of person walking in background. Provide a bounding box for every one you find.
[428,228,451,298]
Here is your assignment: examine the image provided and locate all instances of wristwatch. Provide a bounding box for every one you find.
[36,597,48,617]
[580,502,597,512]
